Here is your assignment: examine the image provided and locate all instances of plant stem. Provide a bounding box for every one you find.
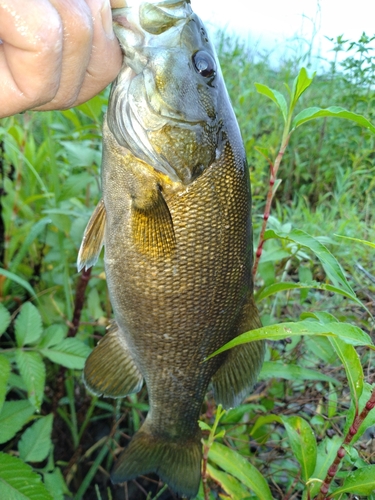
[253,132,291,278]
[67,267,92,337]
[315,386,375,499]
[201,404,225,500]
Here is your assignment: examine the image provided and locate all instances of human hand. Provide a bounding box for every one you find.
[0,0,125,118]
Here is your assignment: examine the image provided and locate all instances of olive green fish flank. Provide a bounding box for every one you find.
[79,1,265,497]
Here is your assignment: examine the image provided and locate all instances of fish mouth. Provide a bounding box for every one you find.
[112,1,192,41]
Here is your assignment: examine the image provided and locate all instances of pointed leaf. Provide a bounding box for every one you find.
[43,468,68,500]
[0,400,34,444]
[336,234,375,249]
[15,303,43,347]
[0,354,11,412]
[0,268,37,299]
[264,228,356,297]
[328,337,364,410]
[330,465,375,496]
[15,350,46,411]
[259,361,338,385]
[0,303,11,336]
[38,324,67,349]
[206,319,373,360]
[208,441,273,500]
[255,83,287,122]
[0,452,53,499]
[292,106,375,133]
[251,414,282,436]
[257,281,364,308]
[207,463,250,498]
[291,68,316,106]
[41,338,91,369]
[280,416,317,482]
[18,414,53,463]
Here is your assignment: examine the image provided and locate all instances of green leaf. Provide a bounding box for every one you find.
[257,281,363,307]
[328,337,364,410]
[251,414,282,436]
[198,421,212,432]
[15,302,43,347]
[206,319,373,360]
[208,441,273,500]
[0,303,11,336]
[335,234,375,249]
[0,268,37,299]
[259,361,339,385]
[0,452,53,499]
[18,414,53,463]
[292,106,375,133]
[327,384,338,419]
[9,218,51,273]
[15,350,46,412]
[310,436,342,497]
[264,228,356,298]
[7,373,27,392]
[207,463,250,498]
[41,338,91,369]
[304,336,337,364]
[291,68,316,107]
[0,355,11,412]
[255,83,288,122]
[38,324,67,349]
[330,465,375,496]
[43,468,68,500]
[0,400,35,444]
[280,416,317,482]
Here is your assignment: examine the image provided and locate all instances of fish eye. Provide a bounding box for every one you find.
[192,51,216,79]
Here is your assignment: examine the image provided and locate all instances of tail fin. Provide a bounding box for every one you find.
[111,426,202,498]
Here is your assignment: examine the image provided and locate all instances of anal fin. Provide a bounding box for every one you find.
[83,322,143,398]
[212,297,266,409]
[77,199,106,271]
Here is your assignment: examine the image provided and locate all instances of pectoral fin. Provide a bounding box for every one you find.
[212,298,266,408]
[132,187,175,258]
[83,322,143,398]
[77,199,106,271]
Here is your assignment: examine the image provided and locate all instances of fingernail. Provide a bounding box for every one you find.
[101,0,115,39]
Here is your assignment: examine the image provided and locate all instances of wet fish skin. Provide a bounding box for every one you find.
[78,1,265,497]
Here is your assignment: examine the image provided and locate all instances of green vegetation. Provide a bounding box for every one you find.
[0,34,374,499]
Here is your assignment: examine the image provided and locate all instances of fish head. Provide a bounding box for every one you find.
[108,1,229,184]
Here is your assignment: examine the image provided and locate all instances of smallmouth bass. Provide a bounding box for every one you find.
[78,0,265,497]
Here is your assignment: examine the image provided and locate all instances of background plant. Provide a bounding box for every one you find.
[0,33,374,499]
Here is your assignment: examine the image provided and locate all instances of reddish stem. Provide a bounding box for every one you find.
[315,386,375,500]
[252,134,291,278]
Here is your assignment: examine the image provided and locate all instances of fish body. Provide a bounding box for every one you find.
[78,1,265,497]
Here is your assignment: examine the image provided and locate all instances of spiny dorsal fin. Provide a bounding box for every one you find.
[131,188,175,258]
[83,321,143,398]
[77,199,106,271]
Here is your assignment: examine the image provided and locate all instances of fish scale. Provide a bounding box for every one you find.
[77,1,265,497]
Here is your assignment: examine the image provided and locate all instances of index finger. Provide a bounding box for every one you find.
[0,0,64,117]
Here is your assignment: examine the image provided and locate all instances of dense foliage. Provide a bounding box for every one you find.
[0,34,374,499]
